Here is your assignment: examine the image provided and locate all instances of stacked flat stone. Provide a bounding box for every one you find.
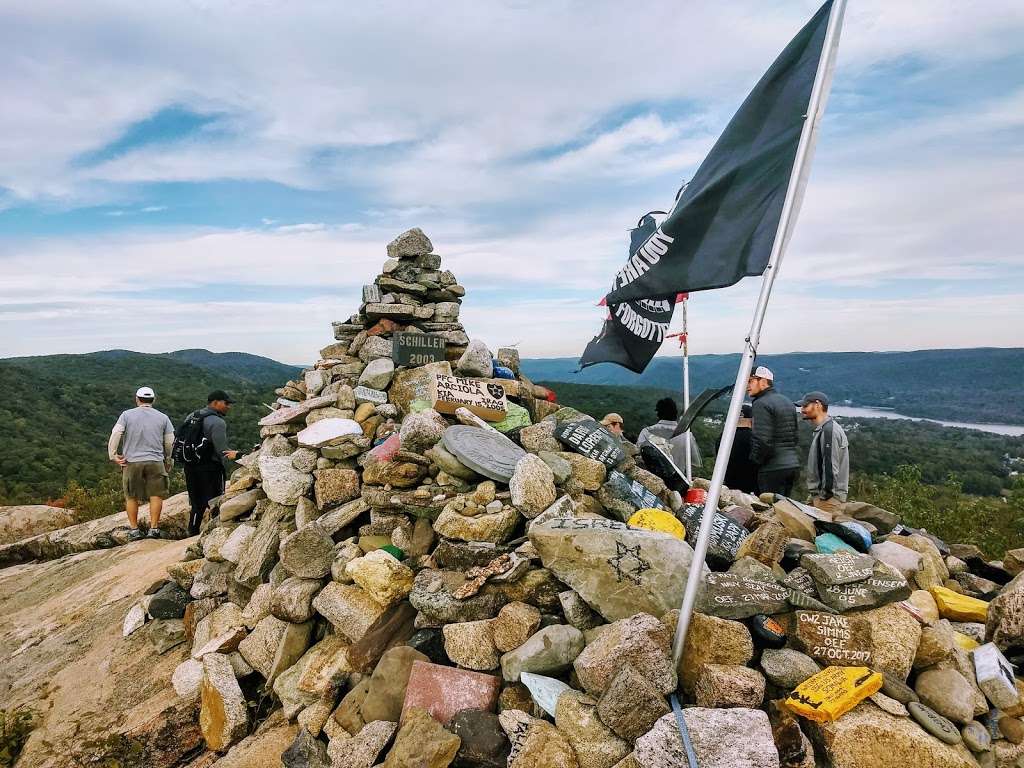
[149,228,1024,768]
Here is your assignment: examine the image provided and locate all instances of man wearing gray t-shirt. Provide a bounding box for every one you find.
[108,386,175,540]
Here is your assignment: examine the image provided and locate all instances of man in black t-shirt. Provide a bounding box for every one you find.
[183,390,239,536]
[717,403,759,494]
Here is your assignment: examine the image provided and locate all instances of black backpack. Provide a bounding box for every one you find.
[173,410,214,465]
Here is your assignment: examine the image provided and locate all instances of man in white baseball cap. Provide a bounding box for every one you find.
[108,386,175,541]
[745,364,800,497]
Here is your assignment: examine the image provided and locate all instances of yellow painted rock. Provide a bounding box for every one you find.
[784,666,883,723]
[953,632,979,651]
[627,508,685,540]
[929,585,989,622]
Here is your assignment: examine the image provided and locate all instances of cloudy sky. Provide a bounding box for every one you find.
[1,1,1022,366]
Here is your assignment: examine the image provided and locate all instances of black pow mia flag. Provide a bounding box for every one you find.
[604,1,833,305]
[579,213,676,372]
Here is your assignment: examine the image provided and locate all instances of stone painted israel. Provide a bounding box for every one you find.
[3,227,1022,768]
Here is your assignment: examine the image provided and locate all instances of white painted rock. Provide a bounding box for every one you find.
[123,602,147,637]
[296,418,363,448]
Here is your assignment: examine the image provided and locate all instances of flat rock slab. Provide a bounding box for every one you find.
[258,394,337,426]
[677,503,749,567]
[801,552,876,586]
[696,573,791,620]
[806,702,975,767]
[389,360,453,412]
[296,418,363,448]
[200,653,249,752]
[530,517,702,622]
[443,425,526,483]
[554,418,626,467]
[402,660,502,726]
[788,610,873,666]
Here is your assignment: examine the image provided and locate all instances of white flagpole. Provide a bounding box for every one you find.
[670,0,847,670]
[681,296,692,480]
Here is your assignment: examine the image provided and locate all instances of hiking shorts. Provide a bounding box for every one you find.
[122,461,169,501]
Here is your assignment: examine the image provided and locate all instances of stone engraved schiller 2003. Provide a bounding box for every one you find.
[554,418,626,467]
[393,332,448,366]
[429,374,508,422]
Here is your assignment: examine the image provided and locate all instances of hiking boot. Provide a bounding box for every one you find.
[126,528,144,541]
[148,528,162,539]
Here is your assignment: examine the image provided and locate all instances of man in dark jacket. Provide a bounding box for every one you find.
[717,403,758,494]
[183,390,239,535]
[746,366,799,496]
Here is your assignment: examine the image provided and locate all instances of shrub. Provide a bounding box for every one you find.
[853,465,1024,557]
[0,708,36,768]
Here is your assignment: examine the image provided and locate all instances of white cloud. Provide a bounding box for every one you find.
[2,1,1022,205]
[274,222,326,233]
[1,1,1022,360]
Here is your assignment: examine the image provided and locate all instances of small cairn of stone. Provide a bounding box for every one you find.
[128,228,1024,768]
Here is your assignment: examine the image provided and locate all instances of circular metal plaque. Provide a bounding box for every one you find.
[442,425,526,483]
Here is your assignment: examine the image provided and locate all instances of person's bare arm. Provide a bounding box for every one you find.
[108,422,126,465]
[163,425,175,471]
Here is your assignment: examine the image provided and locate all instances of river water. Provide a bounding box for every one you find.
[829,406,1024,437]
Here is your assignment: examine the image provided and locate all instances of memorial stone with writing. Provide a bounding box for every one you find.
[789,610,873,666]
[676,503,749,568]
[529,516,703,622]
[393,331,448,367]
[362,284,383,304]
[353,386,388,405]
[801,551,875,587]
[784,666,882,723]
[814,563,911,613]
[429,374,508,422]
[695,573,791,620]
[603,470,666,519]
[973,642,1021,710]
[554,418,626,468]
[907,702,963,745]
[785,588,838,614]
[736,520,788,566]
[784,567,818,597]
[389,360,453,411]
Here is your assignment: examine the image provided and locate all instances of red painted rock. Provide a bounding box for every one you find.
[401,660,501,726]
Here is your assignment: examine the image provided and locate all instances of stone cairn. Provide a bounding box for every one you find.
[133,228,1024,768]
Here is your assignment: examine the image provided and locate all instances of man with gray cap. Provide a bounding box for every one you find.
[108,386,175,540]
[746,365,799,496]
[797,391,849,513]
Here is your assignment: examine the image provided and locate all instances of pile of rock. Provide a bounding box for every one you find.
[138,229,1024,768]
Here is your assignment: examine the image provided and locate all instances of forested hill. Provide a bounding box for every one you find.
[522,347,1024,425]
[0,349,300,502]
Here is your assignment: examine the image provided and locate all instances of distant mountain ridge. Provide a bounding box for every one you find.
[522,347,1024,425]
[1,345,1019,504]
[0,349,300,503]
[4,348,301,388]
